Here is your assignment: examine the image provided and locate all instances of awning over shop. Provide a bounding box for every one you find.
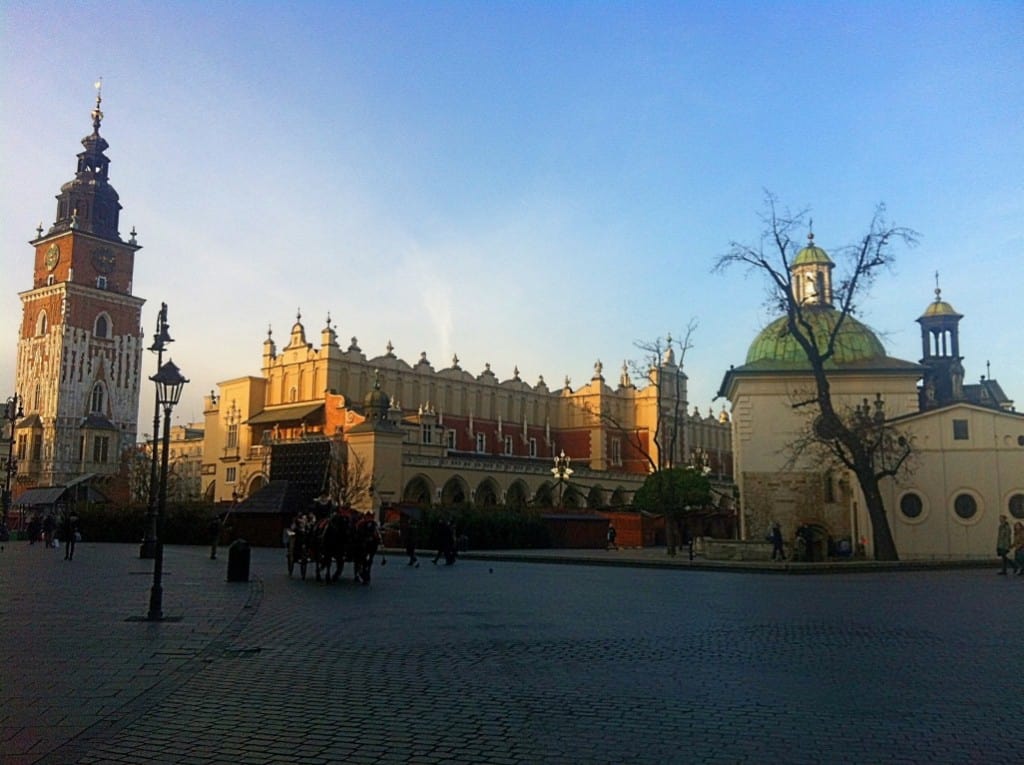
[66,473,97,487]
[14,487,66,506]
[246,402,324,425]
[14,475,107,508]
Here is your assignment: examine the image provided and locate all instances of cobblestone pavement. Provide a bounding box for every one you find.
[1,541,1021,764]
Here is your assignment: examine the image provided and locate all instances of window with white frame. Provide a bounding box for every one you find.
[610,437,621,466]
[529,437,537,458]
[90,383,105,414]
[445,430,456,449]
[504,435,513,455]
[475,432,486,453]
[226,467,237,483]
[92,435,109,463]
[422,424,433,444]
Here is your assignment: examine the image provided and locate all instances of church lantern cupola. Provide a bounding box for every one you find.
[791,230,834,307]
[916,275,964,409]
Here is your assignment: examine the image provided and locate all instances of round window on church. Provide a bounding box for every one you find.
[900,493,924,519]
[1009,494,1024,520]
[953,493,978,520]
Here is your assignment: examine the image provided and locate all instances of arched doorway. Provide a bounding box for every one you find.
[506,480,529,510]
[402,475,434,506]
[440,476,469,507]
[534,482,554,508]
[474,478,500,507]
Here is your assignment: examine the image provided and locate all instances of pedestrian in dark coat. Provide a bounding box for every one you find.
[997,515,1018,575]
[28,516,42,545]
[61,511,79,560]
[770,521,785,561]
[402,517,419,566]
[42,514,56,549]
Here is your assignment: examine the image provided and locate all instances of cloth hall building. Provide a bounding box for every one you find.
[201,315,733,516]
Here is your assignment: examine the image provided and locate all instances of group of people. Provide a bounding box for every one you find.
[25,511,79,560]
[996,515,1024,576]
[431,518,459,565]
[769,515,1024,573]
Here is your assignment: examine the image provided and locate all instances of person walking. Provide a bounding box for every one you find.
[60,510,79,561]
[209,514,222,560]
[42,514,56,549]
[770,520,785,561]
[1012,521,1024,577]
[27,515,42,545]
[403,515,419,566]
[606,524,617,550]
[996,515,1018,575]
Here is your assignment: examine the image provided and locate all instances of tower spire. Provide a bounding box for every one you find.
[43,81,124,241]
[92,78,104,134]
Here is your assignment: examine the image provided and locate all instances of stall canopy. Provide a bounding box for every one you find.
[246,403,323,425]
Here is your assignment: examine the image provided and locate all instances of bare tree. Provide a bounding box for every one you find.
[715,193,917,560]
[125,443,152,504]
[575,322,698,554]
[325,439,375,509]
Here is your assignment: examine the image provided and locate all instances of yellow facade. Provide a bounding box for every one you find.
[720,237,1023,559]
[202,315,734,514]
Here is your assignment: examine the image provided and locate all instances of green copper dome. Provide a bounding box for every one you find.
[746,308,887,367]
[792,233,834,267]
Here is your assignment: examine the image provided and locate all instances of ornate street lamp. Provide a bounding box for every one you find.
[140,303,173,559]
[551,449,574,508]
[690,447,712,476]
[146,359,188,621]
[2,394,24,535]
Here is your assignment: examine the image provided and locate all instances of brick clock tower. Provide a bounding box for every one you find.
[14,86,144,500]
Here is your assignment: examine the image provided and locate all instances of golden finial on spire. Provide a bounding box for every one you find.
[91,77,104,132]
[934,270,941,302]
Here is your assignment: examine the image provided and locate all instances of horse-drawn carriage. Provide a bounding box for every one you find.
[287,505,383,585]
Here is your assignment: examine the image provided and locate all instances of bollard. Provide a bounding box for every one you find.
[226,539,251,582]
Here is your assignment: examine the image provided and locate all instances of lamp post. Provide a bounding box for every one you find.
[551,449,574,508]
[140,303,173,558]
[690,447,711,477]
[2,394,24,535]
[146,359,188,621]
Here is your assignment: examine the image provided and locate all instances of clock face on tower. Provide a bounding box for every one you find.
[91,247,116,274]
[45,243,61,270]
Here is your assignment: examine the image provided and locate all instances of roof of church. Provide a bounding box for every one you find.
[745,307,889,368]
[791,234,834,267]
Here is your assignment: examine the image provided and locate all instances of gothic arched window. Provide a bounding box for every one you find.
[90,383,105,414]
[94,314,110,338]
[36,311,48,336]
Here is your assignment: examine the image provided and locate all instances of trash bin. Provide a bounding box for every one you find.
[227,539,250,582]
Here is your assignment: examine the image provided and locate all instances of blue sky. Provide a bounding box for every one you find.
[2,1,1022,431]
